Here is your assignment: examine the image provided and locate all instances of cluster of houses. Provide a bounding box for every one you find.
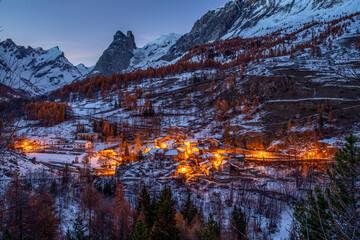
[141,136,246,180]
[51,132,99,151]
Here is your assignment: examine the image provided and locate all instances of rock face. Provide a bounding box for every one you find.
[0,39,92,96]
[164,0,358,59]
[93,30,137,76]
[164,0,242,60]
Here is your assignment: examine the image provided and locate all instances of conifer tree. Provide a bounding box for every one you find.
[196,214,221,240]
[180,193,198,226]
[136,185,153,229]
[66,217,89,240]
[231,206,247,240]
[151,186,180,240]
[131,217,150,240]
[293,134,360,239]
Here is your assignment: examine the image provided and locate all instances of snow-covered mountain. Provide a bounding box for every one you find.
[165,0,360,59]
[129,33,182,71]
[92,31,181,76]
[0,39,92,96]
[92,0,360,76]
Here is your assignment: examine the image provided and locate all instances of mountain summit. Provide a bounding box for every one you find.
[0,39,91,96]
[93,30,137,76]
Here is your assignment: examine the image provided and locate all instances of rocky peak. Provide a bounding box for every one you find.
[93,30,137,76]
[1,39,16,48]
[163,0,241,59]
[127,31,137,51]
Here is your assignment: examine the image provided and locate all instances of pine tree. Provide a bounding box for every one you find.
[67,217,89,240]
[131,217,150,240]
[326,134,360,238]
[151,186,180,240]
[231,206,247,240]
[293,186,332,240]
[180,193,198,226]
[196,214,221,240]
[136,185,153,229]
[293,135,360,239]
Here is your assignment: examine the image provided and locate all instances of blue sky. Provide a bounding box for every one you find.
[0,0,230,66]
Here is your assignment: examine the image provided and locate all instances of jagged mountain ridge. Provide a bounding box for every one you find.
[0,39,92,96]
[93,32,181,76]
[165,0,360,59]
[92,0,359,76]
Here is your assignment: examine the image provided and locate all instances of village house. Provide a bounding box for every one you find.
[199,160,213,176]
[51,138,73,149]
[218,160,231,174]
[73,140,92,149]
[221,153,245,166]
[199,153,216,161]
[144,147,165,161]
[99,149,120,159]
[77,132,99,142]
[164,149,180,161]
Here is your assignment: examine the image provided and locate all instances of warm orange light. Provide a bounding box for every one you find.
[24,142,28,146]
[260,152,263,155]
[161,143,167,148]
[215,153,220,159]
[179,167,188,173]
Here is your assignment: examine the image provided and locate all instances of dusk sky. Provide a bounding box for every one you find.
[0,0,230,66]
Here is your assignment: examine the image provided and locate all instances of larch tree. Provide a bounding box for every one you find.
[113,181,134,240]
[80,183,101,238]
[26,189,59,240]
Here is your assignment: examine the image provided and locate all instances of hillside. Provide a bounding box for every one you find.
[49,11,360,157]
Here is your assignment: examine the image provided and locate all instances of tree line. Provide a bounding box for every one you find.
[25,101,71,126]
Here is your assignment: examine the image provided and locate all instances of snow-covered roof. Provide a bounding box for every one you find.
[165,149,179,156]
[146,148,164,155]
[73,140,90,144]
[77,132,99,136]
[200,153,214,159]
[199,160,210,165]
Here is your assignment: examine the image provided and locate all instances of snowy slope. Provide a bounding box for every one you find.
[165,0,360,59]
[0,39,92,96]
[224,0,360,39]
[129,33,182,70]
